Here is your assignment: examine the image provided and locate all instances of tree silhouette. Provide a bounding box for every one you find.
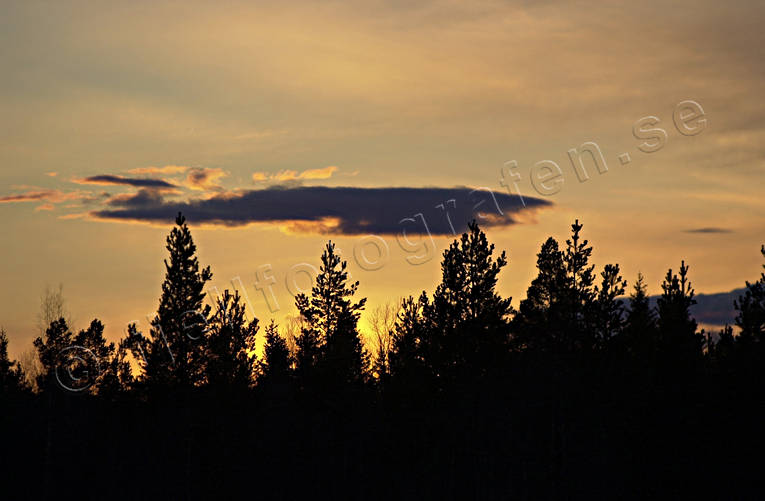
[205,290,258,390]
[367,301,398,386]
[563,219,597,352]
[73,319,127,396]
[624,273,658,360]
[657,261,701,369]
[127,213,213,392]
[513,237,569,353]
[0,329,26,394]
[735,245,765,345]
[388,294,432,395]
[33,318,73,391]
[423,221,512,383]
[594,264,627,348]
[259,321,293,387]
[37,284,70,336]
[8,215,764,499]
[293,318,322,390]
[294,241,368,390]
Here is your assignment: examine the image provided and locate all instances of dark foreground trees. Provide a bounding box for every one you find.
[0,329,25,394]
[3,214,765,499]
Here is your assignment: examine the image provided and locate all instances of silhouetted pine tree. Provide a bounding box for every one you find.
[259,321,292,386]
[563,219,597,352]
[594,264,627,348]
[734,245,765,345]
[389,294,431,393]
[294,241,368,389]
[206,290,258,390]
[0,329,26,394]
[513,237,569,353]
[624,273,657,360]
[657,261,701,369]
[423,221,512,383]
[127,213,213,392]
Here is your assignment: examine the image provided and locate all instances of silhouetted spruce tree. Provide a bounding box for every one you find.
[294,241,368,389]
[734,245,765,345]
[657,261,701,368]
[623,273,658,360]
[0,329,26,394]
[594,264,627,348]
[127,213,213,392]
[33,318,73,391]
[563,219,597,352]
[206,290,258,391]
[513,237,569,353]
[422,221,512,383]
[389,294,431,393]
[259,321,293,386]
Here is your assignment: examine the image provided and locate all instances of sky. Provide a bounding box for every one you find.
[1,0,763,356]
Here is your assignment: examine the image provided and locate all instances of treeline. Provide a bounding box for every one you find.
[1,214,764,499]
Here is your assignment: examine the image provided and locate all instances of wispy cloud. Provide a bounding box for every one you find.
[73,175,176,189]
[0,190,57,203]
[0,189,103,211]
[253,166,339,183]
[127,165,190,176]
[683,227,733,234]
[184,167,228,191]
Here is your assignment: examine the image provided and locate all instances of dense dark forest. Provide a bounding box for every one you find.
[2,214,764,500]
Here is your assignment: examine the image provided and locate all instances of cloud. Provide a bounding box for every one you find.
[0,190,56,203]
[90,185,552,235]
[127,165,190,175]
[0,189,107,213]
[0,189,89,204]
[253,166,339,183]
[646,288,746,327]
[294,166,339,180]
[683,227,733,234]
[73,175,176,189]
[76,168,227,192]
[105,189,166,208]
[184,167,228,191]
[46,172,58,177]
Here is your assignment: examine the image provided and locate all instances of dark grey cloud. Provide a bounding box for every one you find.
[106,188,165,208]
[75,175,176,189]
[683,227,733,234]
[691,288,746,326]
[645,288,746,327]
[92,185,552,235]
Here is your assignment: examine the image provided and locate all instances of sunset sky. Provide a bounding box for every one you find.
[1,0,763,355]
